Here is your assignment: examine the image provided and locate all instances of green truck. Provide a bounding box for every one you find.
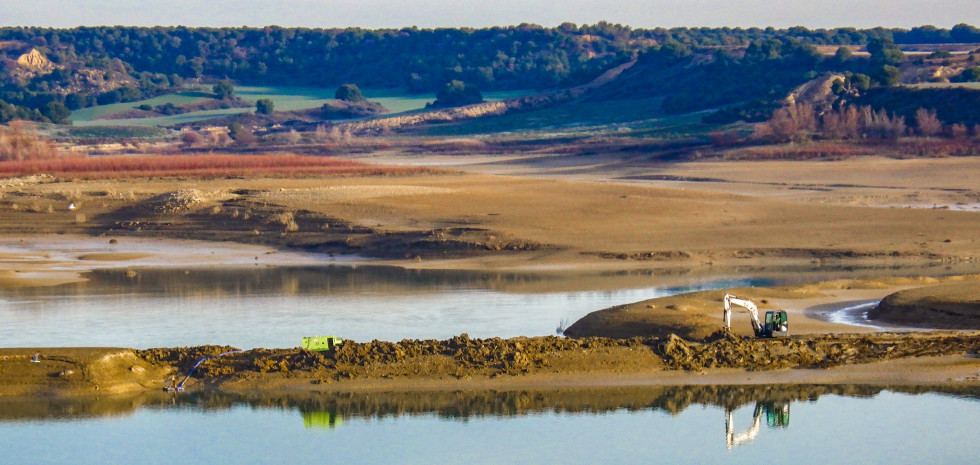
[301,336,344,352]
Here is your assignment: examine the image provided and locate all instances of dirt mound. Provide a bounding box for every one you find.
[144,189,233,214]
[654,331,979,371]
[131,332,979,389]
[870,282,980,329]
[0,348,173,395]
[4,331,978,395]
[136,335,658,387]
[563,288,802,340]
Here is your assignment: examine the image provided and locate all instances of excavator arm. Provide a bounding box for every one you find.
[723,294,763,336]
[726,404,764,449]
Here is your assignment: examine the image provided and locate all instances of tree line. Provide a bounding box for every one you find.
[3,23,978,90]
[0,23,978,124]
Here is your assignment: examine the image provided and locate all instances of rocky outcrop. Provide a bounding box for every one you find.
[16,48,55,73]
[783,73,845,111]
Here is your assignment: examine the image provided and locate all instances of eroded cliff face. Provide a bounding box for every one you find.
[16,48,55,72]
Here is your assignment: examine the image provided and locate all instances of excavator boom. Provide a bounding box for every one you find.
[724,294,763,334]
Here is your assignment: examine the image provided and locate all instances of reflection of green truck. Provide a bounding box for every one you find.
[303,410,343,429]
[301,336,344,352]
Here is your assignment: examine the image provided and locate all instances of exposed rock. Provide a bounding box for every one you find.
[783,72,845,111]
[16,48,55,73]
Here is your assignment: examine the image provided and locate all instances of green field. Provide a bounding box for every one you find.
[419,96,718,141]
[906,82,980,90]
[70,86,534,127]
[423,97,667,136]
[364,88,532,114]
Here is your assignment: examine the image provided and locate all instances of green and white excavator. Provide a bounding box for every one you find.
[723,294,789,338]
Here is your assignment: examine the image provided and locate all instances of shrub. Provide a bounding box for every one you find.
[754,103,817,142]
[335,84,365,102]
[914,108,942,137]
[213,80,234,100]
[431,80,483,107]
[256,98,274,114]
[180,130,206,147]
[952,67,980,83]
[0,154,436,179]
[0,122,62,161]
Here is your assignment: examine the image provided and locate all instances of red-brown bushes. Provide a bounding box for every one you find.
[0,122,63,161]
[0,153,436,179]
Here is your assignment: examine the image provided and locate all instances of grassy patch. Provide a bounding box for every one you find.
[70,90,213,123]
[423,98,666,136]
[906,82,980,90]
[0,154,437,179]
[421,99,718,143]
[59,126,170,139]
[70,86,535,128]
[364,88,532,114]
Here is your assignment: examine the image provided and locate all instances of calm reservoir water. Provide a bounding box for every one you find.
[1,386,977,464]
[2,263,976,348]
[0,265,774,348]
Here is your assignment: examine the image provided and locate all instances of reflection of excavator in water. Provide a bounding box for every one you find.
[726,402,791,449]
[723,294,789,338]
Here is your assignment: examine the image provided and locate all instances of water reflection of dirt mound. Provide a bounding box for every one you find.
[2,384,977,422]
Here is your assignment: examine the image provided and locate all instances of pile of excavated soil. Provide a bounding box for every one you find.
[870,282,980,329]
[653,331,979,371]
[138,335,662,385]
[138,331,979,389]
[6,331,978,395]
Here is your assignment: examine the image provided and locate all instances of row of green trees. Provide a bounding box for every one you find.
[592,35,911,118]
[0,23,977,125]
[2,23,977,92]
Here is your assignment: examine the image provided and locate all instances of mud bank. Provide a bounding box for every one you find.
[565,276,980,340]
[1,170,978,272]
[870,282,980,329]
[5,331,977,396]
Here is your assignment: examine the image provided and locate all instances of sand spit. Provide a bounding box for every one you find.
[871,282,980,329]
[566,276,980,340]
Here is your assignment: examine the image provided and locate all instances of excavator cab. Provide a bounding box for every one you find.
[762,311,789,338]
